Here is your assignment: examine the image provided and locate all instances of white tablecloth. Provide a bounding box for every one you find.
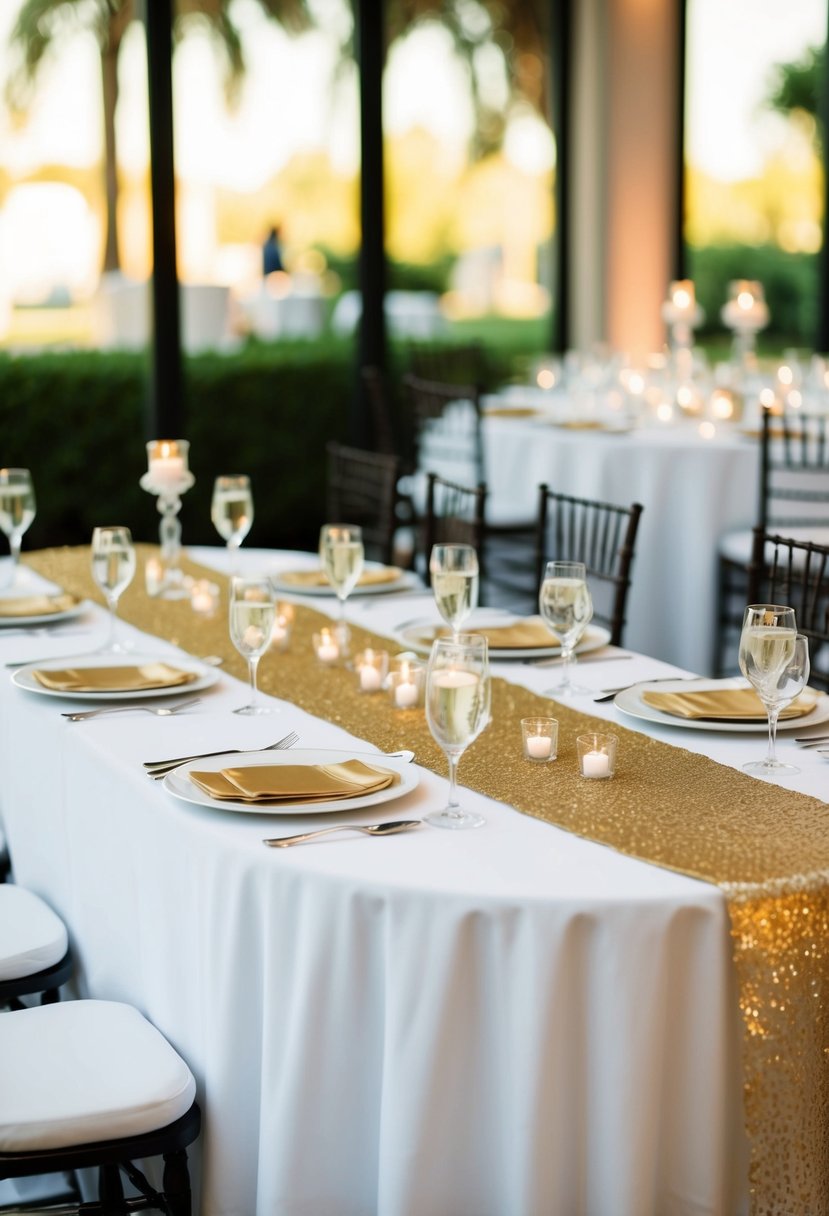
[8,547,827,1214]
[481,414,759,674]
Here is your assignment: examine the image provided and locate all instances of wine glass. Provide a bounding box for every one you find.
[90,526,137,653]
[429,543,479,639]
[738,606,804,776]
[0,468,36,587]
[539,560,594,694]
[424,633,490,830]
[319,524,364,653]
[229,576,276,715]
[211,475,253,573]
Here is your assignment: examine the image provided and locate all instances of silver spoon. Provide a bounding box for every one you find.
[263,819,422,848]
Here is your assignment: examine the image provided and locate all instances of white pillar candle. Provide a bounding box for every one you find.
[360,666,382,692]
[395,680,418,708]
[582,751,610,778]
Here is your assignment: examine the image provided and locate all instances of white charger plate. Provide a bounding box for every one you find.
[11,652,220,701]
[163,748,419,815]
[397,611,611,661]
[0,596,87,628]
[271,561,415,598]
[613,677,829,733]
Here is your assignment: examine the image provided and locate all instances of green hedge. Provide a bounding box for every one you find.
[687,243,819,346]
[0,342,354,553]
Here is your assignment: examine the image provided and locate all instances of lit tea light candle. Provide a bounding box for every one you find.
[710,390,733,420]
[527,736,551,758]
[147,440,188,489]
[669,280,695,315]
[314,627,339,664]
[521,716,558,762]
[190,578,219,616]
[271,612,292,652]
[354,648,389,694]
[537,367,556,390]
[145,556,164,597]
[698,420,716,440]
[388,655,424,709]
[577,732,617,779]
[582,750,610,778]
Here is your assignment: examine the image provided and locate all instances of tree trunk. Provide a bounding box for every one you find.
[101,42,120,272]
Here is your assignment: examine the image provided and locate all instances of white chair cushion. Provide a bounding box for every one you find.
[0,1001,196,1152]
[0,886,68,982]
[719,525,829,566]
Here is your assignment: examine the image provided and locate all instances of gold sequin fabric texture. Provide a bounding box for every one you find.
[26,546,829,1215]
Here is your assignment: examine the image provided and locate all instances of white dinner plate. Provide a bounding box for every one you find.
[271,562,416,598]
[11,652,220,701]
[613,677,829,733]
[397,611,612,661]
[163,748,419,816]
[0,596,87,628]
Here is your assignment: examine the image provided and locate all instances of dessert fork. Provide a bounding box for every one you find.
[63,699,202,722]
[144,729,300,777]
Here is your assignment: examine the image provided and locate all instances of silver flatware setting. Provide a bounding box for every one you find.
[263,819,422,847]
[63,698,202,722]
[592,675,705,703]
[144,729,300,777]
[795,735,829,748]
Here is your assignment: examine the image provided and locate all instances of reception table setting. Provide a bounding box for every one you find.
[4,479,829,1216]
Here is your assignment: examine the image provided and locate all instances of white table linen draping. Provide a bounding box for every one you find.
[8,547,827,1214]
[479,414,759,674]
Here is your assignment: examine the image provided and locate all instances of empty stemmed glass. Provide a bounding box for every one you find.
[429,543,479,639]
[539,560,594,694]
[91,526,136,653]
[738,605,803,776]
[319,524,364,654]
[211,475,253,574]
[0,468,36,587]
[229,576,276,715]
[424,633,490,830]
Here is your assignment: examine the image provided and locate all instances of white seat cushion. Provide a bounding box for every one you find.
[0,886,68,982]
[0,1001,196,1151]
[719,525,829,566]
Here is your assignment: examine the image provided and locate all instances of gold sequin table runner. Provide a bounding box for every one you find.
[26,545,829,1215]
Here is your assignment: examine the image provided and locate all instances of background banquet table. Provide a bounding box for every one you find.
[7,546,826,1214]
[479,411,759,675]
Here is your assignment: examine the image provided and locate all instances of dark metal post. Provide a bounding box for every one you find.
[672,0,688,279]
[817,7,829,351]
[144,0,182,439]
[355,0,386,447]
[550,0,572,352]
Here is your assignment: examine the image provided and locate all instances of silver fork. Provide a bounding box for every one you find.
[145,729,300,777]
[795,734,829,748]
[63,699,202,723]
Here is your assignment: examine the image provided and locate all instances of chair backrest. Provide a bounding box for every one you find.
[747,526,829,689]
[759,408,829,532]
[422,472,487,584]
[408,342,487,388]
[325,442,401,567]
[402,373,485,488]
[535,485,643,646]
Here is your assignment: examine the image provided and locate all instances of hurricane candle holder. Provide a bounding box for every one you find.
[140,440,195,599]
[721,280,769,374]
[354,648,389,693]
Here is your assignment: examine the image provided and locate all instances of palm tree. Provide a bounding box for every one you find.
[5,0,312,271]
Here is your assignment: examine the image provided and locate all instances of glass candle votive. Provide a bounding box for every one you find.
[577,733,617,779]
[145,439,190,490]
[270,606,293,652]
[521,717,558,763]
[190,577,220,618]
[387,653,424,709]
[354,648,389,693]
[312,626,340,665]
[145,556,164,597]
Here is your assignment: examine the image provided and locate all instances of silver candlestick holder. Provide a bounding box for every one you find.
[140,439,195,599]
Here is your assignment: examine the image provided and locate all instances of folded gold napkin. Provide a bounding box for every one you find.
[32,663,198,693]
[642,687,818,721]
[189,759,398,804]
[413,618,559,650]
[280,567,402,589]
[483,407,541,419]
[0,593,79,619]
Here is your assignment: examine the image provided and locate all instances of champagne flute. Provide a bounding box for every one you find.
[429,543,479,639]
[211,475,253,573]
[738,605,800,776]
[319,524,364,654]
[0,468,36,587]
[539,560,594,694]
[424,633,490,830]
[90,526,136,653]
[229,576,276,715]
